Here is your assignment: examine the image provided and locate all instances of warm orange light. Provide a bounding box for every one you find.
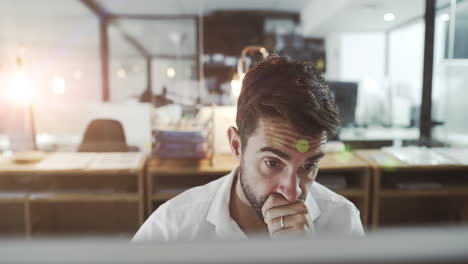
[10,70,33,105]
[231,73,244,97]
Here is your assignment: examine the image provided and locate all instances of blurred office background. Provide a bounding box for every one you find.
[0,0,467,238]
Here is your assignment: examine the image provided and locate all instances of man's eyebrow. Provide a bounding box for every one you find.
[258,147,291,160]
[305,152,325,162]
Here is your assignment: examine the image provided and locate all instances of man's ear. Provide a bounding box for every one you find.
[227,126,242,160]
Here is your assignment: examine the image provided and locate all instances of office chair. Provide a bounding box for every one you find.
[78,119,137,152]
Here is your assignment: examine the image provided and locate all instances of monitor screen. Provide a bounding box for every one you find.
[327,81,358,128]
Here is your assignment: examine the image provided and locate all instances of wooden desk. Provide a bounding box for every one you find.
[148,152,371,227]
[0,152,146,237]
[355,149,468,228]
[147,154,235,215]
[317,152,371,226]
[339,127,419,149]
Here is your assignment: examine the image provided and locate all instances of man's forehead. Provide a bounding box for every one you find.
[256,118,327,153]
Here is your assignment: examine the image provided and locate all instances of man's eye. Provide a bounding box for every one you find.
[265,160,282,168]
[302,162,318,170]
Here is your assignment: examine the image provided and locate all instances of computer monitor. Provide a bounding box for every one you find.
[2,227,468,264]
[327,81,358,128]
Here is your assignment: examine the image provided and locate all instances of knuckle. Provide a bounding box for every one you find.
[293,214,308,226]
[261,206,269,218]
[272,217,280,227]
[297,202,308,213]
[264,210,271,222]
[300,214,309,224]
[271,194,280,204]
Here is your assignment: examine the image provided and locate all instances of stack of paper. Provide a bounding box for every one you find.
[434,148,468,165]
[87,153,145,170]
[35,153,95,170]
[383,146,458,165]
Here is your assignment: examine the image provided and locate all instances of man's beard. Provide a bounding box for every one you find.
[239,159,307,221]
[238,159,308,221]
[239,160,268,220]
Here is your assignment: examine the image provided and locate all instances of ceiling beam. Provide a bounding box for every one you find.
[110,14,197,20]
[80,0,151,58]
[80,0,110,19]
[116,23,152,58]
[151,54,196,60]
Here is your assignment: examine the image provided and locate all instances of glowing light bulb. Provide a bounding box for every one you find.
[167,67,176,78]
[52,76,65,94]
[384,13,395,22]
[117,68,127,78]
[10,70,33,105]
[231,73,245,97]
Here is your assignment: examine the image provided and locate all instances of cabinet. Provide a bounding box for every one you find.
[356,149,468,228]
[0,153,146,237]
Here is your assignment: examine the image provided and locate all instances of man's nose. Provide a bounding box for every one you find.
[276,171,301,202]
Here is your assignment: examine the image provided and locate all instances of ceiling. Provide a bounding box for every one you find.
[95,0,311,15]
[0,0,460,58]
[302,0,454,36]
[0,0,93,18]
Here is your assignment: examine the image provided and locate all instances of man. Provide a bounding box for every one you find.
[133,56,364,241]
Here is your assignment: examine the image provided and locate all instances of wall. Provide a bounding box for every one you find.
[388,21,425,106]
[0,1,102,105]
[325,32,388,126]
[432,4,468,146]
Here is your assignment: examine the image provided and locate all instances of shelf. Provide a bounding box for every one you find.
[28,192,139,202]
[152,188,365,202]
[380,187,468,198]
[30,201,140,236]
[152,189,185,201]
[0,192,27,203]
[0,152,146,176]
[335,188,365,198]
[0,202,26,235]
[149,154,235,176]
[319,153,369,170]
[355,149,468,171]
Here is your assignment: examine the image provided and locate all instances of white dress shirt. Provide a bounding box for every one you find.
[132,167,364,242]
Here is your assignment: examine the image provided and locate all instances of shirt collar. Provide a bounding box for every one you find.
[305,185,322,222]
[206,166,247,239]
[205,166,322,239]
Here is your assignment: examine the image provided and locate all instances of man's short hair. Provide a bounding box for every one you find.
[235,55,341,148]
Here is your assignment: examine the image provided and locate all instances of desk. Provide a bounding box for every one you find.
[339,127,419,149]
[355,149,468,228]
[148,152,371,227]
[0,152,146,237]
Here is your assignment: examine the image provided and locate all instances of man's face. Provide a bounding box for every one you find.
[238,118,327,219]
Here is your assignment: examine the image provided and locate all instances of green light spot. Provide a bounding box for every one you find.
[335,151,353,163]
[382,159,398,171]
[296,139,310,153]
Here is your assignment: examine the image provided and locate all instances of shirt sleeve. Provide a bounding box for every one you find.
[349,204,365,236]
[131,202,173,242]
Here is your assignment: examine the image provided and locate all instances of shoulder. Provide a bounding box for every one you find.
[164,175,227,214]
[310,181,355,206]
[310,182,364,235]
[132,176,228,241]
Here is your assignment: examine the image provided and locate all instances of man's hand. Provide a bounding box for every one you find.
[262,193,314,239]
